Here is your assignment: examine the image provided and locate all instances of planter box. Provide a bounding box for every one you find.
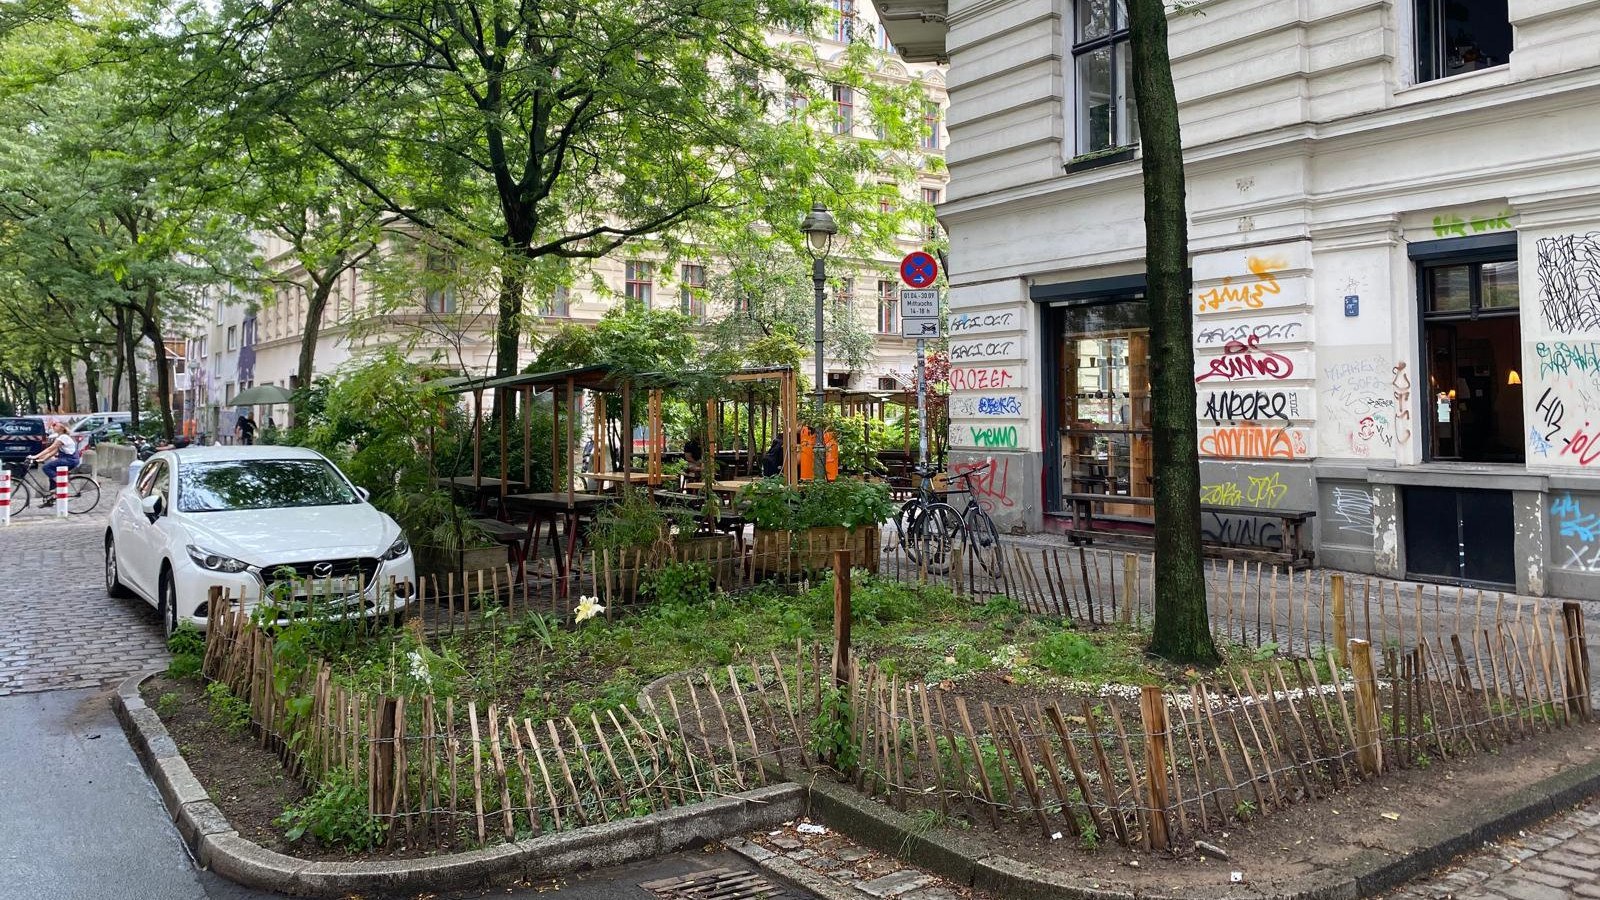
[416,544,509,579]
[752,525,879,577]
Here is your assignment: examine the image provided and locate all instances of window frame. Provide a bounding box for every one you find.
[832,84,854,135]
[1070,0,1136,156]
[877,279,900,334]
[679,263,707,319]
[624,260,654,308]
[833,0,855,42]
[920,100,942,150]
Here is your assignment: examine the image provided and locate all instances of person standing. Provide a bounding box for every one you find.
[235,413,257,445]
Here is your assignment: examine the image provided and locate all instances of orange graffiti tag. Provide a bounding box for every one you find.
[1196,256,1287,312]
[1198,422,1307,459]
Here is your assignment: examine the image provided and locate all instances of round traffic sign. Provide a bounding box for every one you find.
[900,251,939,289]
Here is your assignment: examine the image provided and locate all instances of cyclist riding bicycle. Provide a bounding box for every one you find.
[27,422,81,506]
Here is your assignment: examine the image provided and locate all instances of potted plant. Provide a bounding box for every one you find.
[741,477,892,575]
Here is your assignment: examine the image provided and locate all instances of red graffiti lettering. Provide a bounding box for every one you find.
[1195,335,1295,383]
[950,367,1013,391]
[1561,422,1600,466]
[953,457,1016,512]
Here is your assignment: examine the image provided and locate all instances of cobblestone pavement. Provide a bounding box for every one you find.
[0,506,169,696]
[728,818,987,900]
[1381,800,1600,899]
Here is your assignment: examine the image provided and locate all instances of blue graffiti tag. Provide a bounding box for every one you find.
[1530,426,1553,456]
[976,396,1022,415]
[1553,493,1600,542]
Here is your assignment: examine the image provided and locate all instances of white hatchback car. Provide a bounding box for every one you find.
[105,445,416,633]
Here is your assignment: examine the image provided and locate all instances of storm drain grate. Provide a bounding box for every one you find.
[640,866,790,899]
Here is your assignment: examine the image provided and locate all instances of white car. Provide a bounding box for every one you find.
[105,445,416,634]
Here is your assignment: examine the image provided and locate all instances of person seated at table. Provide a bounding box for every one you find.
[684,436,704,478]
[761,435,783,478]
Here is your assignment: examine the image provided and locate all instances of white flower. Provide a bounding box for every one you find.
[406,650,432,688]
[574,594,605,623]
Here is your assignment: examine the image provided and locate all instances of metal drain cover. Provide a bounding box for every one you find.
[641,866,789,899]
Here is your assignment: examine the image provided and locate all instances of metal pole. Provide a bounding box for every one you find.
[916,338,928,468]
[812,255,827,480]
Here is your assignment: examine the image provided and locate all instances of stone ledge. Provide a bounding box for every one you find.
[115,671,803,897]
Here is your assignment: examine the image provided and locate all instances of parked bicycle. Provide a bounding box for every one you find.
[944,461,1004,577]
[3,459,100,515]
[894,465,962,571]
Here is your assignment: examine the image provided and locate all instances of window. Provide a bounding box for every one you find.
[833,0,855,41]
[836,276,855,308]
[784,91,808,118]
[921,188,942,239]
[1419,253,1522,463]
[178,459,359,512]
[920,101,942,150]
[1053,295,1152,508]
[877,280,899,333]
[875,22,894,53]
[624,260,653,307]
[226,325,237,351]
[879,197,896,216]
[827,372,851,389]
[679,264,706,319]
[1072,0,1138,154]
[546,286,571,318]
[1415,0,1511,83]
[423,252,456,313]
[832,85,854,135]
[877,376,899,390]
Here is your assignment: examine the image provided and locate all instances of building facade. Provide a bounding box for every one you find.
[200,8,950,435]
[879,0,1600,596]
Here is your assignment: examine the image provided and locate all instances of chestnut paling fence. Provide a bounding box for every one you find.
[197,537,1594,851]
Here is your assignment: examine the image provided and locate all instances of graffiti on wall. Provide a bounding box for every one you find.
[948,394,1024,418]
[948,311,1017,336]
[1432,210,1511,239]
[1195,318,1306,348]
[1319,354,1394,457]
[1195,256,1287,313]
[1195,336,1297,382]
[1199,471,1288,508]
[1531,387,1565,457]
[949,338,1020,362]
[1536,341,1600,383]
[1200,389,1304,425]
[1329,486,1377,538]
[1391,362,1413,448]
[1198,423,1310,459]
[1201,513,1284,550]
[962,425,1019,449]
[952,457,1018,514]
[1536,233,1600,335]
[949,365,1020,391]
[1552,493,1600,572]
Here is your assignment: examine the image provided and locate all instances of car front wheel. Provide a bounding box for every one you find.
[105,535,132,599]
[158,568,179,637]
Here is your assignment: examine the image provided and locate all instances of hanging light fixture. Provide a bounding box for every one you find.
[1507,369,1522,385]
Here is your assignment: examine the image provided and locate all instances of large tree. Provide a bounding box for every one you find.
[1128,0,1218,664]
[170,0,926,379]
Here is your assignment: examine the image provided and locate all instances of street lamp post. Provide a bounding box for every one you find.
[800,202,838,482]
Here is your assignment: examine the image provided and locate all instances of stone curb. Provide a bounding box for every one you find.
[115,671,805,897]
[792,753,1600,900]
[722,835,868,900]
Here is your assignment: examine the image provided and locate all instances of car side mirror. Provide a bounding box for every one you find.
[355,486,371,502]
[140,494,161,519]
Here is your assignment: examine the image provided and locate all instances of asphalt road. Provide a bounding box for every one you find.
[0,509,813,900]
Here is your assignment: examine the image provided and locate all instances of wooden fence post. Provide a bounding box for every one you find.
[1139,685,1171,849]
[1349,639,1382,776]
[1332,574,1347,666]
[1563,601,1591,720]
[1120,554,1136,624]
[375,697,398,817]
[834,549,852,691]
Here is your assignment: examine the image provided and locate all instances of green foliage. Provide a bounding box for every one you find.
[739,477,893,532]
[644,561,716,607]
[155,692,182,717]
[530,305,697,377]
[275,768,388,850]
[589,489,670,554]
[205,681,252,736]
[812,685,857,772]
[167,623,205,678]
[979,596,1023,620]
[1033,630,1104,677]
[167,653,203,680]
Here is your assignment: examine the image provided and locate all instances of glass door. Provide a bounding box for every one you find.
[1055,297,1152,515]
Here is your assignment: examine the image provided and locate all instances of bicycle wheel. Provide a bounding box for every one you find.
[67,475,100,514]
[7,476,33,516]
[908,502,962,574]
[895,498,922,558]
[964,503,1004,577]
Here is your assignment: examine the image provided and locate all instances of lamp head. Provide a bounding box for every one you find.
[800,202,838,257]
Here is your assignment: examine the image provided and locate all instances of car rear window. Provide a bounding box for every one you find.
[177,459,360,512]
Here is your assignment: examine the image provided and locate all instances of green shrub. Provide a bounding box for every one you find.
[167,623,205,657]
[1033,630,1103,677]
[204,680,252,736]
[276,768,388,850]
[155,692,182,717]
[645,561,716,607]
[739,478,893,531]
[590,489,669,553]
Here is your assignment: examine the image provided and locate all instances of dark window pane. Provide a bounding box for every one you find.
[1481,260,1519,309]
[1428,265,1471,312]
[179,460,359,512]
[1077,0,1113,41]
[1077,46,1113,153]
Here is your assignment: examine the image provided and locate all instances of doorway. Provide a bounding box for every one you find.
[1403,486,1515,586]
[1420,257,1523,463]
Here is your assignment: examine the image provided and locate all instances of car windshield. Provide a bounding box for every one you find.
[177,459,360,512]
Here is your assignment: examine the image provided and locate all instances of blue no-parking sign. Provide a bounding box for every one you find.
[900,251,939,289]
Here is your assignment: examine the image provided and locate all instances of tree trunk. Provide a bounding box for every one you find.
[121,305,141,431]
[1129,0,1218,665]
[141,286,176,440]
[496,267,523,377]
[109,309,125,411]
[83,349,100,412]
[296,267,340,427]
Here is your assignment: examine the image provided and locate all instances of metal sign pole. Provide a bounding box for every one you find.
[916,338,927,468]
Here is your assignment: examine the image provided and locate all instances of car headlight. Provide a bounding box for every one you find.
[382,535,411,561]
[186,544,252,573]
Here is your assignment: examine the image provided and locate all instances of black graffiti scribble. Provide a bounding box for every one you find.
[1538,233,1600,335]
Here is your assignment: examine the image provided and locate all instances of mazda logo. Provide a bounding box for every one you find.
[312,562,334,578]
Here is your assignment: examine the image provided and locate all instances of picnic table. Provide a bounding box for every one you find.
[502,491,614,592]
[583,471,655,490]
[683,478,757,495]
[436,476,526,513]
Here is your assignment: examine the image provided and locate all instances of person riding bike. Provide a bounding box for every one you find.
[27,421,81,506]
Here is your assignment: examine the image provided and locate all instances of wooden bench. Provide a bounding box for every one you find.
[472,517,532,578]
[1058,492,1316,565]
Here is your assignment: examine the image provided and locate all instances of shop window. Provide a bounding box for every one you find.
[1415,0,1512,83]
[1420,254,1523,463]
[1071,0,1137,154]
[1054,295,1151,509]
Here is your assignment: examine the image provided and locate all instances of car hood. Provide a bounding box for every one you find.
[178,504,401,564]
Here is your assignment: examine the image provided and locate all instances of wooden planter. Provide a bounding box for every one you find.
[752,525,880,577]
[416,544,508,579]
